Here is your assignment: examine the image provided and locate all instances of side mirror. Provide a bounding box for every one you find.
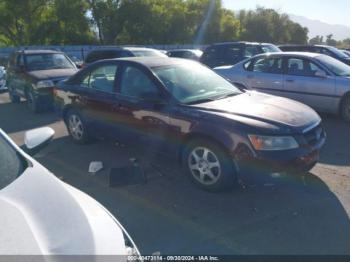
[315,70,327,78]
[24,127,55,155]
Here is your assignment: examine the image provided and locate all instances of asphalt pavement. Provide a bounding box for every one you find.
[0,91,350,255]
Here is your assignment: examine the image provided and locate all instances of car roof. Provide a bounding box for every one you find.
[279,44,331,48]
[212,41,274,46]
[167,49,200,52]
[105,57,195,68]
[256,51,322,58]
[17,49,63,55]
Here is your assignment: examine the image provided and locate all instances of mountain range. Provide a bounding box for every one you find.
[289,14,350,41]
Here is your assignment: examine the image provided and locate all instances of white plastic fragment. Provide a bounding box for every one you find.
[89,161,104,173]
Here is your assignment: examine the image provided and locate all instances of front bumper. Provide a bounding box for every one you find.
[237,128,326,174]
[33,88,54,109]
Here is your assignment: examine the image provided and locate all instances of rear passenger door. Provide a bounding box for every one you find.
[245,56,284,96]
[69,62,122,137]
[283,57,336,110]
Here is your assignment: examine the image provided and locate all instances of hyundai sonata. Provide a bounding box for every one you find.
[54,57,326,192]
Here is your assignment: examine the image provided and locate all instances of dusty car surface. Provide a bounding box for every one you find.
[214,52,350,121]
[6,50,78,112]
[0,127,140,258]
[54,57,325,192]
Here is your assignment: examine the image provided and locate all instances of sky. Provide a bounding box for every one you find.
[222,0,350,27]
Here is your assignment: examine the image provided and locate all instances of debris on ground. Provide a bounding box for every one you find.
[88,161,104,174]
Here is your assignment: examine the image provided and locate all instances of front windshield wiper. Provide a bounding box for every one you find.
[186,98,216,105]
[215,92,240,100]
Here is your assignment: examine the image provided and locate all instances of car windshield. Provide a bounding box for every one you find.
[327,46,348,59]
[316,55,350,76]
[26,53,75,71]
[0,133,26,190]
[153,62,241,104]
[261,44,281,53]
[131,50,167,57]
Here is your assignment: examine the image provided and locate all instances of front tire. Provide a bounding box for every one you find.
[26,90,40,113]
[182,139,237,192]
[340,95,350,122]
[65,110,91,144]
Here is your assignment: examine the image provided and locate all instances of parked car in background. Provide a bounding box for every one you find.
[6,50,78,112]
[0,127,140,257]
[83,46,167,66]
[166,49,203,61]
[200,42,281,68]
[69,55,83,68]
[54,57,325,192]
[279,44,350,66]
[340,49,350,57]
[214,52,350,121]
[0,66,6,91]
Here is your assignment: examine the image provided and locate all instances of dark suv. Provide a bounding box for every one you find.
[200,42,281,68]
[279,45,350,66]
[83,47,167,67]
[7,50,77,112]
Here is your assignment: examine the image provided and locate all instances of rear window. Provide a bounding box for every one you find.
[85,50,133,63]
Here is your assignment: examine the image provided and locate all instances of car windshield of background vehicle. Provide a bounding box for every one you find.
[26,53,75,71]
[261,44,281,53]
[0,134,26,190]
[316,55,350,76]
[154,62,241,104]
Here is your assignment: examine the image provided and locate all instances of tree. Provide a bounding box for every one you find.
[309,35,324,45]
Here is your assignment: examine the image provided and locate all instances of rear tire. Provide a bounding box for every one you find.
[182,139,238,192]
[340,95,350,122]
[65,109,91,144]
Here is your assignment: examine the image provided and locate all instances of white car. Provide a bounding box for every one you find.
[0,127,140,259]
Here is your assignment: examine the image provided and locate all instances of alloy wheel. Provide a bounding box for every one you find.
[68,114,84,140]
[187,147,221,186]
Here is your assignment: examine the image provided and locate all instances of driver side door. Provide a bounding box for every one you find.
[113,64,171,153]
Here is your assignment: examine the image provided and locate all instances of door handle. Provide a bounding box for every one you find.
[286,79,295,83]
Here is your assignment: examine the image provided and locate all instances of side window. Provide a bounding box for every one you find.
[80,64,117,93]
[244,45,260,58]
[252,57,283,74]
[120,66,159,98]
[287,58,323,77]
[202,47,219,60]
[223,45,241,61]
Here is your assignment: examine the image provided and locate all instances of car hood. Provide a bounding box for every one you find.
[0,129,131,258]
[190,91,320,133]
[28,68,77,81]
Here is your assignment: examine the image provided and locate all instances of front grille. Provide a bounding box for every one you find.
[303,124,324,146]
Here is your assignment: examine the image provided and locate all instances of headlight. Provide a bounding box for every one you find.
[248,135,299,151]
[36,80,54,88]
